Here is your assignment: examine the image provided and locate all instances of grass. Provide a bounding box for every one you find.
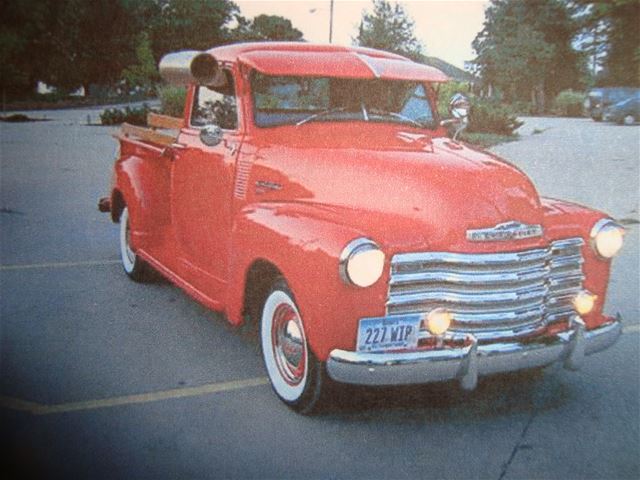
[459,132,519,149]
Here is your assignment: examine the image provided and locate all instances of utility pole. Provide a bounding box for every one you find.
[329,0,334,43]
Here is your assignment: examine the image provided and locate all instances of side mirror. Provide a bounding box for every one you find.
[449,93,470,120]
[447,93,470,143]
[199,124,223,147]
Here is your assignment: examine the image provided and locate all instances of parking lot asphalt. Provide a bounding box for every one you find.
[1,111,638,479]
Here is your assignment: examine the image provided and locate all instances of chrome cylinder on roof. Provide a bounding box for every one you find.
[158,50,226,87]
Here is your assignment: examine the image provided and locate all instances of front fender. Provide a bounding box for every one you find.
[541,197,613,329]
[226,203,390,361]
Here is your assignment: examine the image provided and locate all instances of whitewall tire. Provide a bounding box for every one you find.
[119,207,148,282]
[260,279,326,413]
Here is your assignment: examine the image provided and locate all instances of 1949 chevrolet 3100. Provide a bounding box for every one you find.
[99,42,624,413]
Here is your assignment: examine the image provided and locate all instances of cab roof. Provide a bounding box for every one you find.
[209,42,449,82]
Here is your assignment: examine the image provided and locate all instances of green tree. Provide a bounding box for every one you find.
[574,0,640,86]
[149,0,239,57]
[229,14,304,42]
[0,0,53,95]
[354,0,424,61]
[0,0,158,95]
[472,0,584,112]
[37,0,153,92]
[121,32,160,95]
[249,14,303,41]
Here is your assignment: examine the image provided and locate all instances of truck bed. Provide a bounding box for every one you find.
[116,113,184,149]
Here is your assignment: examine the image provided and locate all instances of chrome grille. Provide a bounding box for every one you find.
[387,238,585,340]
[546,238,585,324]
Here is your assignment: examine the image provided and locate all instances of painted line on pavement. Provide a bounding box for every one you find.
[1,326,638,416]
[0,259,121,271]
[0,396,44,414]
[0,377,270,416]
[625,323,640,333]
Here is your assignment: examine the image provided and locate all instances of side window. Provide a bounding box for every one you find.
[191,70,237,130]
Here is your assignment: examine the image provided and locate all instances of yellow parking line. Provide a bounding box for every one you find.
[0,260,121,271]
[625,323,640,333]
[1,325,638,416]
[0,396,44,414]
[0,377,269,416]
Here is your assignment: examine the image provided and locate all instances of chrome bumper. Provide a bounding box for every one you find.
[326,316,622,390]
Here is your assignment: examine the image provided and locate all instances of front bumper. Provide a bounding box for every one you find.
[326,316,622,390]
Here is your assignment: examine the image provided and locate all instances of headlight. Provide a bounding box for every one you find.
[573,290,597,315]
[339,238,385,287]
[590,219,625,259]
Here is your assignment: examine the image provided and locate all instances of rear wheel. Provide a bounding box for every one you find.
[623,114,636,125]
[119,207,148,282]
[260,279,327,414]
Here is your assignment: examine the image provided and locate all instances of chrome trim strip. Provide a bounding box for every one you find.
[392,248,550,268]
[387,287,547,308]
[326,318,622,387]
[390,266,549,287]
[551,237,585,249]
[354,53,381,78]
[449,306,544,325]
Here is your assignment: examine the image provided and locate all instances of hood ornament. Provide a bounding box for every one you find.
[467,221,543,242]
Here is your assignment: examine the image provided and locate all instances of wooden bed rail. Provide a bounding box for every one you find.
[119,113,184,147]
[147,112,184,130]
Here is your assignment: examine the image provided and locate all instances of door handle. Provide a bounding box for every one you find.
[223,141,238,156]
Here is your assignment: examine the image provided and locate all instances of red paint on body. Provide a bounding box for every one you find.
[107,43,616,361]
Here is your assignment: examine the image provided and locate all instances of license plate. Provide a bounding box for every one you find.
[356,316,421,353]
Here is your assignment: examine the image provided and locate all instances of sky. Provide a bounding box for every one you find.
[234,0,489,69]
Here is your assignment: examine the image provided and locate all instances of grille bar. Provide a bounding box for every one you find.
[546,238,584,325]
[387,238,585,339]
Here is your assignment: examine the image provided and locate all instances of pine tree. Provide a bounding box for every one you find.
[354,0,424,61]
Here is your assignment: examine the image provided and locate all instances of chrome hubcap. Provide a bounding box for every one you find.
[272,304,306,386]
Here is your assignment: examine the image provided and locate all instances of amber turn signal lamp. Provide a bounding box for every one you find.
[424,308,452,336]
[573,291,597,316]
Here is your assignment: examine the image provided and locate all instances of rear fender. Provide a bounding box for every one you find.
[113,150,171,250]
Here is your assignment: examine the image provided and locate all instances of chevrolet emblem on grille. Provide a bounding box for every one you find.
[467,221,543,242]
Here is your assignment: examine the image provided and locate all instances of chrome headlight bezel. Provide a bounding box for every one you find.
[590,218,625,259]
[339,238,385,288]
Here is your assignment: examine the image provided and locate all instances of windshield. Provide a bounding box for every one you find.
[251,73,437,129]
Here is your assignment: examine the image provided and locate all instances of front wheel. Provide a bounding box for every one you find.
[260,279,327,414]
[623,114,636,125]
[119,206,149,282]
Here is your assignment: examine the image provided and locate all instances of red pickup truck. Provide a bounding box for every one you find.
[99,42,624,413]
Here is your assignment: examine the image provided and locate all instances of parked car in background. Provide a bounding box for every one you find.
[585,87,640,121]
[603,93,640,125]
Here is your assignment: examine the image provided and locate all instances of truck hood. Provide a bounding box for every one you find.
[250,124,544,253]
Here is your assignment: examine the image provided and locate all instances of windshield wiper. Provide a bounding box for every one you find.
[295,107,346,126]
[368,108,425,128]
